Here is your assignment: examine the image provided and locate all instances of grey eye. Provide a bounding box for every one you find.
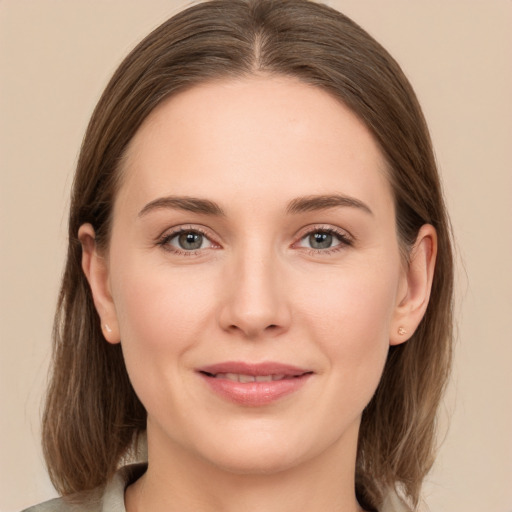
[168,231,211,251]
[297,229,349,251]
[308,232,334,249]
[178,232,203,250]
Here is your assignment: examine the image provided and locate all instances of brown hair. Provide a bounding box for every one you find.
[42,1,453,510]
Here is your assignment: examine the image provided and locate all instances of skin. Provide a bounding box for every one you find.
[80,76,436,512]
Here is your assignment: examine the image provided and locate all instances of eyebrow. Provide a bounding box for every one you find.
[138,196,226,217]
[138,193,373,218]
[286,194,373,216]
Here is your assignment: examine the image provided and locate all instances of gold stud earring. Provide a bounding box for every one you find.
[397,326,407,336]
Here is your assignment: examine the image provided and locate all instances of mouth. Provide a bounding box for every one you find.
[202,372,297,382]
[196,362,313,406]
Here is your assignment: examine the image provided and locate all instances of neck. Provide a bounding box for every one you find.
[125,421,365,512]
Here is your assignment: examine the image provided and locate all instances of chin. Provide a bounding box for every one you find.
[203,443,306,476]
[187,419,341,477]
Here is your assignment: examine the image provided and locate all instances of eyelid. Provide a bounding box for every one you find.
[154,223,353,256]
[156,224,222,254]
[292,224,354,253]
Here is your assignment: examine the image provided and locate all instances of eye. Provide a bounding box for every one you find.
[159,228,214,252]
[304,231,337,250]
[296,227,352,252]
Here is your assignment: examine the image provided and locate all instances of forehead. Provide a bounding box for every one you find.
[117,76,392,214]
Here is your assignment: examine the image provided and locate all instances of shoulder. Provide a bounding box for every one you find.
[21,463,147,512]
[21,492,102,512]
[380,490,412,512]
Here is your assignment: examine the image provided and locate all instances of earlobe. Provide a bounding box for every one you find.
[390,224,437,346]
[78,223,121,344]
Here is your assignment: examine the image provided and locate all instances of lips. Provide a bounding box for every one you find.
[197,362,313,406]
[212,373,287,382]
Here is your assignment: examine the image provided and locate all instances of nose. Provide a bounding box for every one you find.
[218,247,292,339]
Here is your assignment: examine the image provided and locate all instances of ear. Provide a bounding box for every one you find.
[390,224,437,346]
[78,223,120,344]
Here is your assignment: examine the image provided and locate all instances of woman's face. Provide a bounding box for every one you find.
[89,76,415,474]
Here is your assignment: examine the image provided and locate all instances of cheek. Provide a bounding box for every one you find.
[303,259,398,335]
[112,254,208,335]
[108,259,220,419]
[299,261,399,389]
[108,253,218,381]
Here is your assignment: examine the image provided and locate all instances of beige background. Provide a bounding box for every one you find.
[1,1,511,511]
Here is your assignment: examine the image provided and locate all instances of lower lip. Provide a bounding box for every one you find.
[198,373,312,406]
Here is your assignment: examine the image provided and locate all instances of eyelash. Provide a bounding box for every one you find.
[295,225,353,255]
[157,226,218,256]
[156,225,353,256]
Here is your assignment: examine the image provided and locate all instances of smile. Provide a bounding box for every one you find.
[197,362,313,406]
[210,373,290,382]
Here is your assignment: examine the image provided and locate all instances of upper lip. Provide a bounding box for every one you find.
[197,361,312,377]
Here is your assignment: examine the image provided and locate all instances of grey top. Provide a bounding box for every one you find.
[23,463,408,512]
[22,464,147,512]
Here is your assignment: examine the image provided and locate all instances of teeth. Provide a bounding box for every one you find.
[213,373,288,382]
[238,374,256,383]
[255,375,272,382]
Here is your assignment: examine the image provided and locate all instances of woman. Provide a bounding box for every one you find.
[25,0,453,511]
